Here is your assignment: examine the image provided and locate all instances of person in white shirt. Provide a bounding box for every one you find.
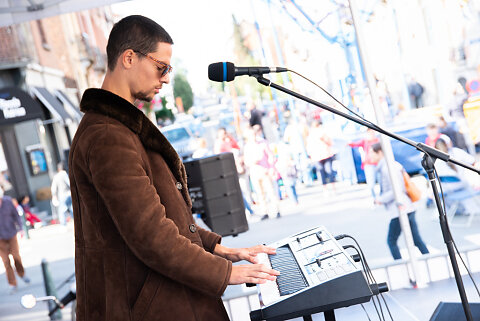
[51,163,72,225]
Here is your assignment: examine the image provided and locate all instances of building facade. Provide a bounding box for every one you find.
[0,7,113,217]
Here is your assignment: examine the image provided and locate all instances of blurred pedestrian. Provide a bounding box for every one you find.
[425,123,451,148]
[370,143,429,260]
[349,128,380,199]
[51,162,72,226]
[243,128,281,220]
[449,80,468,120]
[437,116,468,152]
[408,78,425,108]
[214,127,240,155]
[307,120,336,191]
[192,137,211,159]
[283,116,312,186]
[276,142,299,205]
[433,138,480,215]
[0,187,30,294]
[247,101,264,129]
[19,195,42,228]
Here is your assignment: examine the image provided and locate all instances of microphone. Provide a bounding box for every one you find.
[208,62,287,82]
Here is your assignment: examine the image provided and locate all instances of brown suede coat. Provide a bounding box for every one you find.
[69,89,232,321]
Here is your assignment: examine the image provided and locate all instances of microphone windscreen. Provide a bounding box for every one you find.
[208,62,235,82]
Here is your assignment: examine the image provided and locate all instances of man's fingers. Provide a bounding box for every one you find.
[250,264,280,276]
[229,264,280,285]
[248,245,276,257]
[246,277,267,284]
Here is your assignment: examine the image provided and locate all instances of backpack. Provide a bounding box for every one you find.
[403,170,421,202]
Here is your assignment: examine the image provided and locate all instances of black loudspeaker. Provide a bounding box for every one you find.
[184,152,248,237]
[430,302,480,321]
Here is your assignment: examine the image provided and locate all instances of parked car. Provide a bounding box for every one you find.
[160,124,197,160]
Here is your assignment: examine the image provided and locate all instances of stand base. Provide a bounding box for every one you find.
[430,302,480,321]
[303,310,335,321]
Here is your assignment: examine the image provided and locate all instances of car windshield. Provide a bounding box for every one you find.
[163,128,190,142]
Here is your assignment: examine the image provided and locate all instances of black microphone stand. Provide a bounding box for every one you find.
[253,75,477,321]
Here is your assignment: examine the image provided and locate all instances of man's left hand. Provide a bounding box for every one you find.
[215,244,276,263]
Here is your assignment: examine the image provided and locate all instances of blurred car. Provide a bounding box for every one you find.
[160,124,196,160]
[350,124,438,183]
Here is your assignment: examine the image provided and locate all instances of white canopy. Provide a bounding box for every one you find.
[0,0,127,27]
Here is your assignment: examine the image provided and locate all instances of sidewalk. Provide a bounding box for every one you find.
[0,224,75,321]
[1,180,479,320]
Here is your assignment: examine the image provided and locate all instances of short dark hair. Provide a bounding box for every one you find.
[371,142,382,153]
[106,15,173,71]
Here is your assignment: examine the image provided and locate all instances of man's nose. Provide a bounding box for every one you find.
[161,73,170,84]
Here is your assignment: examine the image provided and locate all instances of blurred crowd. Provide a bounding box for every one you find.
[188,96,480,223]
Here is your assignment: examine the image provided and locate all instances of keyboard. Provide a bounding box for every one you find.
[250,226,375,321]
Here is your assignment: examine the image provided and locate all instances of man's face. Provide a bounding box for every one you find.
[131,42,172,102]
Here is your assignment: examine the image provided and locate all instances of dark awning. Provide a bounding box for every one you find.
[0,87,44,126]
[53,90,83,122]
[30,86,72,125]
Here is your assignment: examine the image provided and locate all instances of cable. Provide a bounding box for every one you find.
[343,242,385,321]
[338,235,395,321]
[360,303,373,321]
[287,69,385,133]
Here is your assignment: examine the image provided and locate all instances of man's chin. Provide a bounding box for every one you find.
[134,93,153,102]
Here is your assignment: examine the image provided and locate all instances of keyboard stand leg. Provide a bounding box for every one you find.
[324,309,336,321]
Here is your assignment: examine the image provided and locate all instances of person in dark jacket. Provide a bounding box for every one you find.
[69,15,279,321]
[0,188,30,293]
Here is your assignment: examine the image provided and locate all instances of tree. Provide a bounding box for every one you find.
[173,72,193,113]
[231,14,267,98]
[155,96,174,124]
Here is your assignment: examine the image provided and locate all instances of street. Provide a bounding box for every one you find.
[1,179,480,320]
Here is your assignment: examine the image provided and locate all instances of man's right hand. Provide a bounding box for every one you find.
[229,264,280,285]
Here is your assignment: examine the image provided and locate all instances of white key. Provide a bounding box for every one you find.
[256,253,281,306]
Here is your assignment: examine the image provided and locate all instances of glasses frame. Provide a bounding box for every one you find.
[134,50,173,77]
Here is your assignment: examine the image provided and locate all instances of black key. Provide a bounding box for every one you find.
[269,246,307,296]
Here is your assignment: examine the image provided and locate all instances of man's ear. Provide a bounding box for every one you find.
[121,49,136,69]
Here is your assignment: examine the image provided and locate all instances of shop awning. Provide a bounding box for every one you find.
[53,89,83,122]
[30,86,72,125]
[0,0,127,27]
[0,87,44,126]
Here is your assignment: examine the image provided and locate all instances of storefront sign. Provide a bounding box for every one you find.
[0,87,43,125]
[0,96,27,119]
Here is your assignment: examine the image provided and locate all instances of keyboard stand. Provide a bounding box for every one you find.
[303,309,336,321]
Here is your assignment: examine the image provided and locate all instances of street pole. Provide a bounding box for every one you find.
[348,0,421,285]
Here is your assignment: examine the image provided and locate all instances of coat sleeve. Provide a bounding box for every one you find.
[87,124,231,297]
[196,227,222,253]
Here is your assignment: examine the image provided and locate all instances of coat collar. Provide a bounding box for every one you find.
[80,88,190,205]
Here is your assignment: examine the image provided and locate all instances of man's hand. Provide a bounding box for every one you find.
[215,244,276,263]
[229,264,280,285]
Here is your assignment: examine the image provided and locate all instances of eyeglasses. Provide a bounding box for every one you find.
[134,51,173,77]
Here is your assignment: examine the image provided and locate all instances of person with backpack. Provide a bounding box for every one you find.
[370,143,430,260]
